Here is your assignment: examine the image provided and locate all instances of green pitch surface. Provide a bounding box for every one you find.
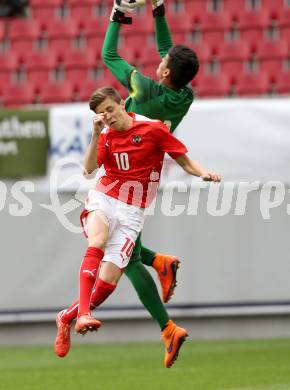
[1,339,290,390]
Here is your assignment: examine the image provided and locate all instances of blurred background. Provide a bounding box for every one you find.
[0,0,290,348]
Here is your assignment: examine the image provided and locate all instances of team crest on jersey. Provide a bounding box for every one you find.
[132,135,142,144]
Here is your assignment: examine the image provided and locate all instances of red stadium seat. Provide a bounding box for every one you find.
[62,49,98,83]
[166,13,193,32]
[224,0,247,18]
[25,50,58,84]
[122,34,154,58]
[29,0,64,6]
[166,12,193,42]
[43,19,80,52]
[83,18,110,53]
[219,40,252,61]
[77,68,129,100]
[184,0,208,17]
[256,39,288,76]
[275,71,290,94]
[138,47,161,66]
[7,19,41,53]
[77,78,106,102]
[219,40,252,79]
[122,14,154,35]
[67,0,103,4]
[196,73,231,97]
[235,72,269,96]
[0,20,5,41]
[39,81,74,104]
[2,84,36,107]
[30,0,65,21]
[262,0,284,15]
[102,68,122,86]
[0,52,20,84]
[200,10,232,45]
[68,0,96,22]
[238,8,271,43]
[82,15,109,37]
[276,7,290,41]
[191,41,213,63]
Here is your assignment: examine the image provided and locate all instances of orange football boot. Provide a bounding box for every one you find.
[54,310,71,358]
[153,254,180,303]
[161,320,188,368]
[75,314,102,335]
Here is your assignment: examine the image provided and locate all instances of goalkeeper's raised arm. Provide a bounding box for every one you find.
[151,0,173,58]
[101,20,135,90]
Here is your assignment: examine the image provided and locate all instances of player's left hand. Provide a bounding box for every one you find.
[111,0,145,23]
[116,0,146,11]
[201,172,221,182]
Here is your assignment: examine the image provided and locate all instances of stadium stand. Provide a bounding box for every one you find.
[235,71,270,96]
[25,50,58,84]
[275,70,290,94]
[2,83,36,106]
[0,0,289,106]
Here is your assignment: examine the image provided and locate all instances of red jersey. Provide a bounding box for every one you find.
[95,113,188,208]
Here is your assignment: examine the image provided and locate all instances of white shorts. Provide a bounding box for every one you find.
[81,190,145,269]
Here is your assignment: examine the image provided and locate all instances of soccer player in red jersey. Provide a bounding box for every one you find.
[55,87,221,367]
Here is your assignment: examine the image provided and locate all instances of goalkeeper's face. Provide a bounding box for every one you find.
[156,54,170,82]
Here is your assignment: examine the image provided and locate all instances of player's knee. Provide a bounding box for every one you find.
[88,232,108,249]
[99,262,122,284]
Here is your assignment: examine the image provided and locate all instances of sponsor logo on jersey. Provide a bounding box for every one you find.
[132,135,142,144]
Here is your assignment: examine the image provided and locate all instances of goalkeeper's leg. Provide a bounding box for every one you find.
[125,256,169,329]
[132,233,179,303]
[125,257,187,368]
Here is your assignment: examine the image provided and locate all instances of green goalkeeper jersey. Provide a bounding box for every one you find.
[102,17,194,133]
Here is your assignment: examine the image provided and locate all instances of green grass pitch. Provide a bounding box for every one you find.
[1,339,290,390]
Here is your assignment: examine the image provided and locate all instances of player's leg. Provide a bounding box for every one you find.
[125,257,169,328]
[135,232,180,303]
[125,257,187,367]
[74,210,108,334]
[55,209,107,357]
[55,267,117,358]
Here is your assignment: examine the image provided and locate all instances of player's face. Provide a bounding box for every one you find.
[156,54,170,82]
[96,97,129,131]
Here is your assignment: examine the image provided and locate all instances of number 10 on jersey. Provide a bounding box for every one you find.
[113,152,130,171]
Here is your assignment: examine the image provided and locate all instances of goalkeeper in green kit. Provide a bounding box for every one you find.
[105,0,199,359]
[54,0,200,368]
[103,1,199,304]
[104,0,199,292]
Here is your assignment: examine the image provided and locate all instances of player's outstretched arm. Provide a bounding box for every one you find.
[83,115,105,177]
[101,14,135,90]
[175,154,221,182]
[151,0,173,58]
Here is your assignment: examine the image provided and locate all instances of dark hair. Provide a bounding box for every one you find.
[89,86,121,112]
[167,45,199,89]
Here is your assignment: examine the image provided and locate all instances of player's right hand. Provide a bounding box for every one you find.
[151,0,164,9]
[93,114,106,136]
[201,172,221,182]
[151,0,165,17]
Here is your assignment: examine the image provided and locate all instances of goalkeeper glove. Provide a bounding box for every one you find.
[110,0,146,24]
[151,0,165,17]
